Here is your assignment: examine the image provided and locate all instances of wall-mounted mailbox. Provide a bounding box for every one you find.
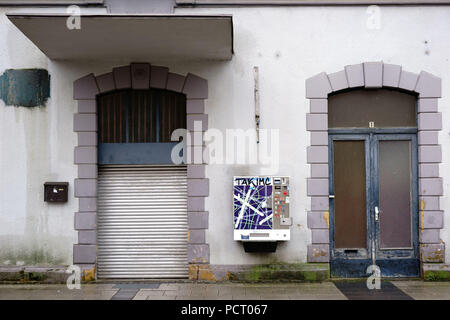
[44,182,68,203]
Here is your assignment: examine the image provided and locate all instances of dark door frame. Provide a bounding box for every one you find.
[328,128,419,277]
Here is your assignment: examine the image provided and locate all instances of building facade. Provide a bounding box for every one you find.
[0,0,449,281]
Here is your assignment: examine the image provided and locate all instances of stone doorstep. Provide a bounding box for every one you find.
[193,263,330,282]
[422,263,450,281]
[0,266,70,283]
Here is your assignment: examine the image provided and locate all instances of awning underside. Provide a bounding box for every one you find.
[7,14,233,61]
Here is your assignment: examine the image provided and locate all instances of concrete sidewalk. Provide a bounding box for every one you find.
[0,281,449,300]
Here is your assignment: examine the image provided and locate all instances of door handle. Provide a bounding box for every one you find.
[375,206,379,221]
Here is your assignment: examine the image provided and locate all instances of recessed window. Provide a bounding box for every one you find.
[97,89,186,144]
[328,89,417,129]
[97,89,186,165]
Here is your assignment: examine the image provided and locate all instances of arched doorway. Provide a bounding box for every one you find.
[305,62,444,278]
[328,88,419,277]
[96,88,188,279]
[72,63,210,280]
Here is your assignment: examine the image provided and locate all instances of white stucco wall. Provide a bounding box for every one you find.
[0,4,449,267]
[174,6,450,265]
[0,6,106,266]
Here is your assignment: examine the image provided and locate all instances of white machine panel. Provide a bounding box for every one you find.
[233,176,291,241]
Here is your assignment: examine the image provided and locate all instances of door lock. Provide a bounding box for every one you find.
[375,206,379,221]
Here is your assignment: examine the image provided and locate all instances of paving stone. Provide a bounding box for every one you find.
[111,289,139,300]
[232,294,257,300]
[135,289,166,297]
[164,289,191,296]
[132,292,149,300]
[259,294,292,300]
[209,294,233,300]
[147,295,174,300]
[158,284,180,290]
[176,295,199,300]
[113,283,160,289]
[189,292,208,298]
[204,288,220,296]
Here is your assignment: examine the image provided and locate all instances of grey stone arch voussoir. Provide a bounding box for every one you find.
[72,63,210,280]
[305,62,444,267]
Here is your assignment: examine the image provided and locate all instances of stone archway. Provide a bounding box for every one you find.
[305,62,444,268]
[72,63,210,280]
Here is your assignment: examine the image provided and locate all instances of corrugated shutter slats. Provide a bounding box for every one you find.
[97,165,188,279]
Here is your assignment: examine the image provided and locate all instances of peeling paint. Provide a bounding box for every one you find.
[192,257,207,264]
[420,244,444,263]
[426,249,444,262]
[323,211,329,228]
[189,264,198,280]
[198,265,216,281]
[420,200,425,231]
[313,248,327,257]
[82,265,96,282]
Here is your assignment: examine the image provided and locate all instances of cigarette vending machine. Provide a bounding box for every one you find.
[233,176,292,251]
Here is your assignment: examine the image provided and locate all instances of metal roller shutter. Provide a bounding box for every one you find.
[97,165,188,279]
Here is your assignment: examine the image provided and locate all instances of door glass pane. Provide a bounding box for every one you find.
[379,140,412,249]
[329,89,417,128]
[333,140,367,248]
